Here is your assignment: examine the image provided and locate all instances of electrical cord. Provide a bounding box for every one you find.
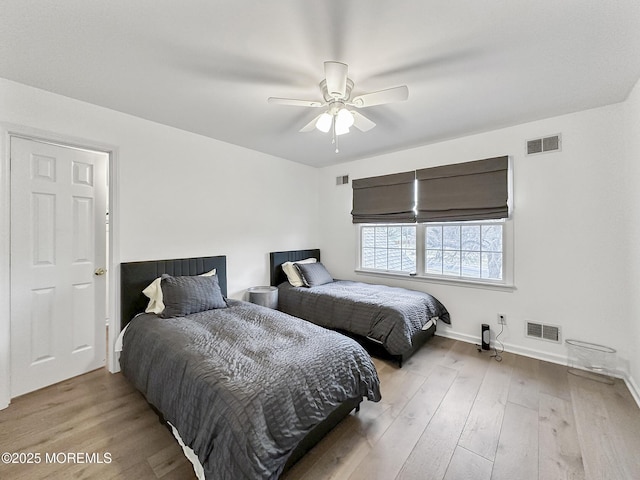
[491,322,505,362]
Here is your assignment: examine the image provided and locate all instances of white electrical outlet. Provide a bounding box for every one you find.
[497,314,507,325]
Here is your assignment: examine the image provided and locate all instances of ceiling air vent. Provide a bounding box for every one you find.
[526,321,561,343]
[336,174,349,185]
[526,134,561,155]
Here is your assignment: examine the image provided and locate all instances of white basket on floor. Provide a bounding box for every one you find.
[565,339,616,384]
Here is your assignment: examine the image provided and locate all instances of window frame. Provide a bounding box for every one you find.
[355,218,515,291]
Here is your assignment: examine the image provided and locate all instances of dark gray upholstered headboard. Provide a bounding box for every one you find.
[120,255,227,329]
[269,249,320,286]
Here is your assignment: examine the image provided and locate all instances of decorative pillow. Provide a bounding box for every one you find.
[143,268,216,314]
[294,262,333,287]
[142,277,164,314]
[282,258,317,287]
[159,273,227,318]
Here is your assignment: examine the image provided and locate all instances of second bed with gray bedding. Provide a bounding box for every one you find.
[277,280,451,356]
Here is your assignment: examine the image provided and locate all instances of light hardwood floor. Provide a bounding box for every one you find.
[1,336,639,479]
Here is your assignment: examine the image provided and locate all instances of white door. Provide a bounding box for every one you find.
[10,137,108,397]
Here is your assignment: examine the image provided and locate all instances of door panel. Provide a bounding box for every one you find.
[10,137,107,397]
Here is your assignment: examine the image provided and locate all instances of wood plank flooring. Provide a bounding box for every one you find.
[1,336,639,479]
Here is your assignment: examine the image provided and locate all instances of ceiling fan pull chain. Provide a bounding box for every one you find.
[333,120,339,153]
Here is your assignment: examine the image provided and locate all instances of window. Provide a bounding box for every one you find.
[357,220,511,287]
[361,225,416,273]
[352,156,512,287]
[425,222,503,280]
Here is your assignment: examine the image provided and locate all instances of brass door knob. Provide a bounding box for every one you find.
[94,268,107,276]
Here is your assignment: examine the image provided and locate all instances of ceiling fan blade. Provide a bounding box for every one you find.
[268,97,324,107]
[299,114,322,132]
[352,111,376,132]
[324,61,348,98]
[351,85,409,107]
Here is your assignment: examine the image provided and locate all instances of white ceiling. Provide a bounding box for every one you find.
[1,1,639,168]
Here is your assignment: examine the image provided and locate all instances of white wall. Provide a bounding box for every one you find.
[0,78,319,403]
[0,78,319,294]
[318,100,636,377]
[622,78,640,399]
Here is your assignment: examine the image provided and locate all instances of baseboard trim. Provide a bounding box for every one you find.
[435,330,640,409]
[435,330,567,365]
[625,375,640,409]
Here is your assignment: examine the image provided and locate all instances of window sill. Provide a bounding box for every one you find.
[354,269,516,292]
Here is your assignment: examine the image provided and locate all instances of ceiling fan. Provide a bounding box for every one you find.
[268,61,409,152]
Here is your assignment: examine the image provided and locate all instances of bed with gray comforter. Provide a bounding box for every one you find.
[120,299,380,480]
[277,280,451,356]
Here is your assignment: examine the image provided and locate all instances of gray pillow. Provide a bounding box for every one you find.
[159,274,227,318]
[295,262,333,287]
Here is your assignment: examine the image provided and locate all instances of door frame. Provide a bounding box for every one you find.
[0,123,120,409]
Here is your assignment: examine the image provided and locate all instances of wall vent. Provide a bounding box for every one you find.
[336,174,349,185]
[526,321,561,343]
[526,134,561,155]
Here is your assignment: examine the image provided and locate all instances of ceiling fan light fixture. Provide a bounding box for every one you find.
[316,112,333,133]
[268,60,408,152]
[336,107,354,130]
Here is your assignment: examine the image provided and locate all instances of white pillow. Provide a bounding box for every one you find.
[282,258,317,287]
[142,268,216,314]
[200,268,218,278]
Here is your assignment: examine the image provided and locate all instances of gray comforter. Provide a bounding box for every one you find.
[120,300,380,480]
[278,280,451,355]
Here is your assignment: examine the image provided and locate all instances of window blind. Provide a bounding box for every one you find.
[416,156,509,222]
[351,170,416,224]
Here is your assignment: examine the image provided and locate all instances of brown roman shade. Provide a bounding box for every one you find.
[416,156,509,222]
[351,170,416,224]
